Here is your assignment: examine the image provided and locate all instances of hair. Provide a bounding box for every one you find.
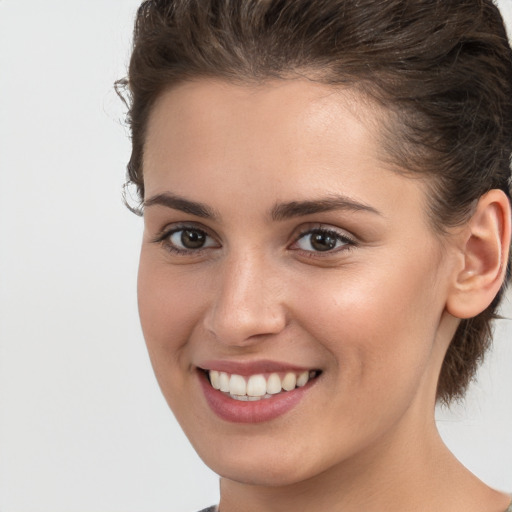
[118,0,512,404]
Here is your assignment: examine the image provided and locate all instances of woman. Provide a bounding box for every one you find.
[119,0,512,510]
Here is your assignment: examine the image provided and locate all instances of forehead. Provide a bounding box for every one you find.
[145,79,386,175]
[142,78,429,226]
[149,78,381,134]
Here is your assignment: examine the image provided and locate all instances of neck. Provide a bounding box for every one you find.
[218,412,508,512]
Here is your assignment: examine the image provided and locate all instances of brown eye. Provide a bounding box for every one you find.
[180,229,206,249]
[310,232,338,251]
[294,228,353,253]
[167,228,218,251]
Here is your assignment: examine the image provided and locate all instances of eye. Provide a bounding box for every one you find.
[156,226,219,254]
[293,228,354,253]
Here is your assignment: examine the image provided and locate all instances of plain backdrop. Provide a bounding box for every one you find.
[0,1,511,511]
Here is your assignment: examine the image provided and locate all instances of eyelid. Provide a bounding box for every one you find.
[150,221,356,256]
[151,222,220,254]
[289,224,357,253]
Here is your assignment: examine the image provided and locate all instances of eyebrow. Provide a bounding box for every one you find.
[144,192,218,219]
[143,192,381,220]
[270,196,381,221]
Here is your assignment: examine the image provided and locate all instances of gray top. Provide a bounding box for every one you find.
[198,500,512,512]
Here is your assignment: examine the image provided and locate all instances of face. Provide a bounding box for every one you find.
[138,79,459,487]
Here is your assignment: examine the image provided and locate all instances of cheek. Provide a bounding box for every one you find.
[137,252,205,372]
[290,254,446,390]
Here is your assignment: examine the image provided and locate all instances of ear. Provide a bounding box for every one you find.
[446,189,511,319]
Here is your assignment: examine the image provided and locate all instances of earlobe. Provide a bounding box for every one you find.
[446,189,511,319]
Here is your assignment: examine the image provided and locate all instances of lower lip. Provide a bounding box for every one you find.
[198,371,317,423]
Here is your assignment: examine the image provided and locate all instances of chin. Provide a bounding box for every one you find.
[209,453,321,488]
[187,427,337,488]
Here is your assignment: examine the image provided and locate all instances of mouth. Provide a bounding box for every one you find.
[201,368,322,401]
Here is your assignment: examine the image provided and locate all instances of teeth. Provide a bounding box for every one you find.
[231,394,268,402]
[282,372,297,391]
[219,372,230,392]
[229,374,246,396]
[247,375,267,397]
[207,369,318,399]
[297,370,309,387]
[266,373,282,394]
[210,370,221,390]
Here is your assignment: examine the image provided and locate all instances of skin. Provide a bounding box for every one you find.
[137,79,511,512]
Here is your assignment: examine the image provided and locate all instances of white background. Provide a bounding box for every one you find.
[0,1,511,511]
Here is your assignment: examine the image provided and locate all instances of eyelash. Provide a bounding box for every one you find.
[152,224,217,256]
[152,224,357,257]
[291,226,356,256]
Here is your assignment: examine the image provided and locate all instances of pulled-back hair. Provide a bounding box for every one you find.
[119,0,512,403]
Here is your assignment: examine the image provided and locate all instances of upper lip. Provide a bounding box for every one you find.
[197,359,316,375]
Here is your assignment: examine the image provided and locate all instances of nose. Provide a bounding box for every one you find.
[203,252,287,346]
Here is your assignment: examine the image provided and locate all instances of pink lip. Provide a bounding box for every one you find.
[198,368,318,424]
[198,359,312,376]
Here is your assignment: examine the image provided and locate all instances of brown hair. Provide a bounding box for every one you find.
[119,0,512,403]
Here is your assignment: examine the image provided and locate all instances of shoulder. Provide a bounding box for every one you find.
[197,507,217,512]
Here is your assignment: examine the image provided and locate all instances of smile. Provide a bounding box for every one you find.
[198,363,322,423]
[207,370,321,401]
